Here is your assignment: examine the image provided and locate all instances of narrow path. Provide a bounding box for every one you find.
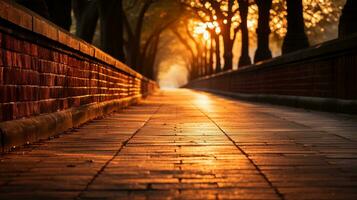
[0,89,357,200]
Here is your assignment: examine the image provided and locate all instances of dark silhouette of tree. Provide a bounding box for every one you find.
[73,0,126,61]
[15,0,71,31]
[254,0,272,62]
[171,29,195,79]
[215,0,238,71]
[45,0,72,30]
[186,23,204,77]
[72,0,98,43]
[124,0,155,70]
[98,0,125,61]
[182,0,240,71]
[203,39,209,75]
[282,0,309,54]
[339,0,357,38]
[208,29,214,75]
[15,0,49,18]
[140,18,179,79]
[183,5,221,74]
[238,0,251,67]
[214,34,221,73]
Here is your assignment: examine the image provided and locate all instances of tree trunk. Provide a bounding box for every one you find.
[185,25,203,77]
[128,0,154,69]
[143,35,160,80]
[222,24,233,71]
[203,40,208,76]
[204,0,234,71]
[282,0,309,54]
[339,0,357,38]
[222,14,233,70]
[254,0,272,62]
[238,0,252,67]
[214,34,221,73]
[222,42,233,71]
[209,33,214,75]
[45,0,71,30]
[198,47,204,77]
[98,0,125,61]
[171,28,197,79]
[72,0,98,43]
[15,0,49,19]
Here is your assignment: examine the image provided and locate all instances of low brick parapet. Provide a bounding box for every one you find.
[186,33,357,113]
[0,0,158,152]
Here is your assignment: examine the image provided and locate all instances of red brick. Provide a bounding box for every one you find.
[39,99,56,113]
[3,50,13,67]
[31,57,38,71]
[59,54,68,64]
[38,46,51,60]
[39,74,55,86]
[22,40,31,55]
[55,76,65,86]
[30,44,38,56]
[0,50,3,66]
[3,67,16,84]
[3,68,38,85]
[1,103,15,120]
[21,54,32,69]
[0,67,3,84]
[39,87,50,100]
[12,52,22,67]
[16,86,38,101]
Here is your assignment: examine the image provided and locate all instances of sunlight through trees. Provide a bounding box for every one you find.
[13,0,352,87]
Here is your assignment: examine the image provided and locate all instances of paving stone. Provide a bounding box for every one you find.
[0,89,357,199]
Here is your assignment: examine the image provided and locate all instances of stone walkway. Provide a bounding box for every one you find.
[1,89,357,200]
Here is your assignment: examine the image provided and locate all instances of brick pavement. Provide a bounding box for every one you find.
[0,89,357,199]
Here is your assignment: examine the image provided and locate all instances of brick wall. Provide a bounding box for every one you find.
[186,34,357,101]
[0,1,157,122]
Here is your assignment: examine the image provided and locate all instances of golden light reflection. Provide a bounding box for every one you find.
[194,93,211,109]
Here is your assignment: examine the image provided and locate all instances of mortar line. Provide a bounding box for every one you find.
[77,104,162,199]
[193,103,285,200]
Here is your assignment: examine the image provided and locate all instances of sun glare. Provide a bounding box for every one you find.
[192,20,220,41]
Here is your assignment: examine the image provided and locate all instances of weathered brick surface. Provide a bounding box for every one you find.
[187,37,357,101]
[0,0,157,122]
[0,90,356,199]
